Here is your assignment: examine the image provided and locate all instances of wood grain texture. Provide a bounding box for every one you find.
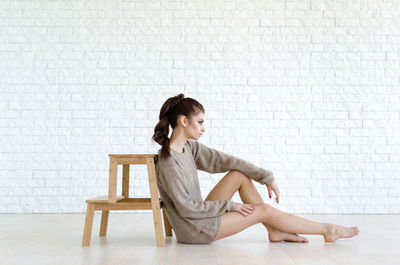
[1,214,398,265]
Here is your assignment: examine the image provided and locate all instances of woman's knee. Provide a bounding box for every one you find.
[254,203,273,221]
[228,170,251,185]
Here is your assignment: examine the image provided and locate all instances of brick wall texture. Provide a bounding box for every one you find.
[1,0,399,213]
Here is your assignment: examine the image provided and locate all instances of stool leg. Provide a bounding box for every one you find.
[82,204,95,246]
[146,158,165,247]
[162,207,172,237]
[122,164,130,198]
[100,210,109,236]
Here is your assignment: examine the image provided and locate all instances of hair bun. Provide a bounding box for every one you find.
[175,93,185,103]
[171,93,185,109]
[159,93,185,121]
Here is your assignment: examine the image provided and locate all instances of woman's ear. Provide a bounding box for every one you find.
[178,115,188,128]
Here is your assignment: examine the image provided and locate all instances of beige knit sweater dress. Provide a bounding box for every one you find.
[155,139,275,244]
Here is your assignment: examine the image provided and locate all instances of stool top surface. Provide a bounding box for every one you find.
[109,154,157,158]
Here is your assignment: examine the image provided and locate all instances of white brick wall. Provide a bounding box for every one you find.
[1,0,399,214]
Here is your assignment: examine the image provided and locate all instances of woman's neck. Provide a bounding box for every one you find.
[169,130,188,154]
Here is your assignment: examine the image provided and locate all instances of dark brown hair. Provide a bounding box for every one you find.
[152,93,205,159]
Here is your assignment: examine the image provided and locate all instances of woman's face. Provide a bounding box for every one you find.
[186,112,206,140]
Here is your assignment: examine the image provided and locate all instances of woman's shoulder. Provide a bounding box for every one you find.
[186,139,201,154]
[156,149,183,172]
[156,140,199,166]
[156,149,173,164]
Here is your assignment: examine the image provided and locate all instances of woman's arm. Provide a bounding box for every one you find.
[159,165,236,219]
[188,140,275,186]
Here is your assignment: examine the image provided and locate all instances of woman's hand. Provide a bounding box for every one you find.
[267,180,280,204]
[233,202,256,217]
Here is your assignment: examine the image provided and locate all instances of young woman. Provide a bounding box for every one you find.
[152,93,359,244]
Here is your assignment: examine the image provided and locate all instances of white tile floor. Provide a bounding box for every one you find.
[0,213,399,265]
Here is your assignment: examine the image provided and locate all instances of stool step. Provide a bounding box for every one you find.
[86,195,125,203]
[82,152,170,247]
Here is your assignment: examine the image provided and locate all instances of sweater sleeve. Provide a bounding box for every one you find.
[188,140,275,185]
[159,165,236,219]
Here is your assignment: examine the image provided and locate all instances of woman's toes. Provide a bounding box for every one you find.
[324,225,360,242]
[351,227,360,236]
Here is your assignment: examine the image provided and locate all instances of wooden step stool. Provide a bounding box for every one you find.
[82,154,173,247]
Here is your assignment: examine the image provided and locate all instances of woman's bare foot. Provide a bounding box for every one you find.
[268,229,309,243]
[323,224,360,242]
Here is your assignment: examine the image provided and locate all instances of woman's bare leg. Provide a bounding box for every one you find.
[205,170,359,242]
[234,172,310,242]
[214,203,359,242]
[205,170,308,242]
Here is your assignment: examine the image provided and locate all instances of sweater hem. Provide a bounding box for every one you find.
[210,215,222,242]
